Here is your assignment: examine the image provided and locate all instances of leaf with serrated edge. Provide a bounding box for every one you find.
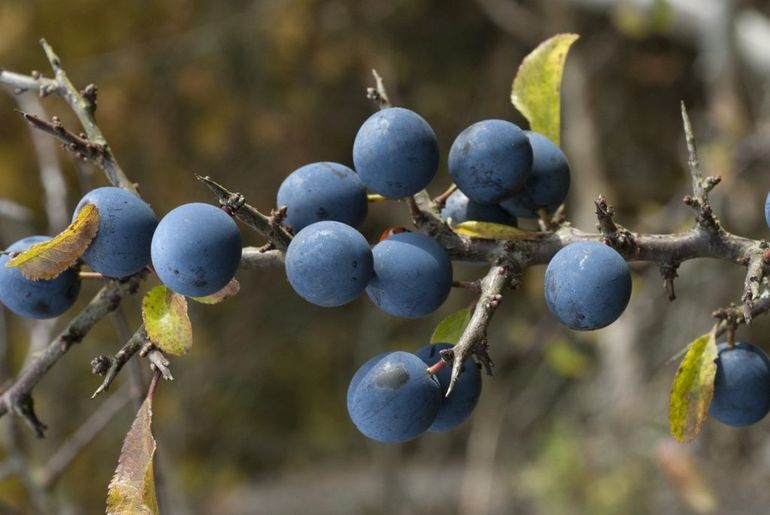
[191,278,240,305]
[106,398,159,515]
[669,329,718,443]
[511,33,580,146]
[6,203,99,280]
[452,221,534,240]
[142,285,192,356]
[431,308,471,345]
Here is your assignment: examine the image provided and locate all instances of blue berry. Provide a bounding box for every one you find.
[151,203,242,297]
[449,119,533,204]
[353,107,439,198]
[285,221,373,307]
[0,236,80,319]
[276,162,367,231]
[500,131,570,218]
[366,232,452,318]
[710,342,770,427]
[544,241,631,330]
[415,343,481,431]
[73,187,158,278]
[440,190,515,226]
[347,351,441,443]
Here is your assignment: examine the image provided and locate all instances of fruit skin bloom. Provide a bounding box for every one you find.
[709,342,770,427]
[276,162,367,231]
[449,119,533,205]
[544,241,631,330]
[284,221,373,307]
[347,351,441,443]
[366,231,452,319]
[73,187,158,279]
[151,203,242,297]
[353,107,439,198]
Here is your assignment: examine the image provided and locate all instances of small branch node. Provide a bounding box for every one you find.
[148,350,173,381]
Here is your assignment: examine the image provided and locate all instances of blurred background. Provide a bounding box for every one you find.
[2,0,770,513]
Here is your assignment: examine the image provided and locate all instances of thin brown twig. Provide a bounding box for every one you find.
[195,174,293,251]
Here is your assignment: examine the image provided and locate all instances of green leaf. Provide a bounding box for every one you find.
[431,308,471,344]
[511,33,580,146]
[142,285,192,356]
[6,202,99,280]
[452,220,534,240]
[190,278,240,305]
[106,397,159,515]
[669,330,718,443]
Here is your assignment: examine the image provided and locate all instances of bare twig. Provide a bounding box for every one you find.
[91,326,147,398]
[681,102,721,231]
[148,349,173,382]
[0,41,137,194]
[240,247,284,269]
[195,174,293,251]
[443,263,517,396]
[741,251,767,324]
[18,111,103,161]
[366,69,391,110]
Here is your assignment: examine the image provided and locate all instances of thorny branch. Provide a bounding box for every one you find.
[2,45,770,438]
[0,39,137,195]
[195,174,293,251]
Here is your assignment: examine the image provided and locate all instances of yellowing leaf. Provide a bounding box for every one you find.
[6,202,99,280]
[190,279,240,305]
[142,286,192,356]
[106,398,159,515]
[669,330,718,443]
[452,221,534,240]
[511,33,580,146]
[431,308,471,344]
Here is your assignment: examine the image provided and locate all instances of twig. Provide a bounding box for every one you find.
[443,263,517,396]
[240,247,284,269]
[39,385,132,489]
[195,174,293,251]
[366,69,391,110]
[0,41,137,194]
[659,262,680,301]
[595,195,618,235]
[434,184,458,206]
[18,111,102,161]
[91,326,147,398]
[741,250,768,324]
[0,274,144,435]
[147,350,173,382]
[681,102,721,232]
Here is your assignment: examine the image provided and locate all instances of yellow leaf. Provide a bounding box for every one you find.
[6,203,99,280]
[511,33,580,146]
[669,329,718,443]
[142,286,192,356]
[430,308,471,344]
[106,398,159,515]
[190,278,240,305]
[452,220,534,240]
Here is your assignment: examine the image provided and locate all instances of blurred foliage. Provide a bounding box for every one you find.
[2,0,770,514]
